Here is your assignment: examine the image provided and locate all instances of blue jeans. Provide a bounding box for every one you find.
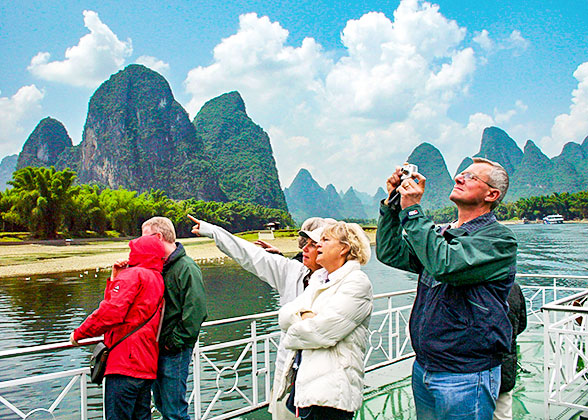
[412,360,501,420]
[152,346,193,420]
[104,374,153,420]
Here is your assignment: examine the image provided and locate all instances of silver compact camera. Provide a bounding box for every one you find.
[400,163,418,181]
[387,163,419,207]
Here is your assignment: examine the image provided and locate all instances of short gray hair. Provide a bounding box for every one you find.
[472,157,509,209]
[322,221,371,265]
[298,217,337,248]
[143,217,176,243]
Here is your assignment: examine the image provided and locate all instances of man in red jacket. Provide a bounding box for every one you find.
[70,235,165,420]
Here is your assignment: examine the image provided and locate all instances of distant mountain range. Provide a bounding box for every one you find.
[457,126,588,201]
[0,154,17,190]
[285,126,588,223]
[284,168,387,222]
[11,64,287,210]
[3,65,588,222]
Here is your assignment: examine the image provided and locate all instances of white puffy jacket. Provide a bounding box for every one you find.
[278,260,373,412]
[197,221,312,409]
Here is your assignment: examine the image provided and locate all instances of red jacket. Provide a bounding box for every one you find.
[74,235,166,379]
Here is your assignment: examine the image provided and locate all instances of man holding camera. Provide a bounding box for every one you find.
[376,158,517,420]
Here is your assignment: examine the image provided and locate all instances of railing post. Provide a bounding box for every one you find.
[194,339,201,420]
[251,320,258,406]
[540,288,588,418]
[264,333,271,402]
[80,372,88,420]
[388,296,394,361]
[543,308,551,420]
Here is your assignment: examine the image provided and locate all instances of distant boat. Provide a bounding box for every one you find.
[543,214,564,224]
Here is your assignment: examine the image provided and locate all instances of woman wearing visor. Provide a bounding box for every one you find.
[279,221,373,419]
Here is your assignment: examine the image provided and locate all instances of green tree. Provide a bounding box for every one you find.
[63,185,108,235]
[0,189,25,232]
[99,188,154,236]
[8,167,78,239]
[570,191,588,219]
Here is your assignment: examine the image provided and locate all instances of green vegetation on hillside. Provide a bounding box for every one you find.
[426,191,588,224]
[16,117,73,170]
[194,91,288,210]
[0,167,294,240]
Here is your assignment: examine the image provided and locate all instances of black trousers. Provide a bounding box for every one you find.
[303,405,354,420]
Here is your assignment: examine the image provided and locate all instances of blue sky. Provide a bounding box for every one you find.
[1,0,587,193]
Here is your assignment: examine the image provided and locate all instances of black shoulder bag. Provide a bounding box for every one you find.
[285,351,313,418]
[90,299,164,385]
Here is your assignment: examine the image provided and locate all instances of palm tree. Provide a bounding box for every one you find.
[9,167,78,239]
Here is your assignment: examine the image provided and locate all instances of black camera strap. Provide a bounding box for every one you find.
[387,177,420,208]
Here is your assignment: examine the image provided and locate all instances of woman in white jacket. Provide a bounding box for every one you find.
[279,222,373,419]
[190,216,335,419]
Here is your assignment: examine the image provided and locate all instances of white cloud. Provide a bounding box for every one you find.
[182,1,508,191]
[288,136,310,147]
[473,30,493,51]
[544,62,588,154]
[494,109,516,124]
[135,56,170,75]
[425,48,475,94]
[506,30,529,55]
[494,100,528,124]
[473,29,529,61]
[0,85,45,156]
[185,13,330,122]
[28,10,132,88]
[392,0,466,59]
[324,7,470,122]
[515,100,528,112]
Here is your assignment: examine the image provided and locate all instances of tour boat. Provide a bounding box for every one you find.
[0,274,587,419]
[543,214,565,224]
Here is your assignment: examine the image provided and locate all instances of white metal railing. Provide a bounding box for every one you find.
[191,289,417,419]
[0,369,90,420]
[0,276,586,419]
[542,289,588,419]
[0,337,102,419]
[192,312,281,420]
[518,274,588,330]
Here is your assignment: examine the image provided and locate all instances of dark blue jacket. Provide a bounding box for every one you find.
[377,203,517,373]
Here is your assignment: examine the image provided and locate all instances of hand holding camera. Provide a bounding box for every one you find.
[386,163,426,209]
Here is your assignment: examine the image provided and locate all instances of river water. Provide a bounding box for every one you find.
[0,223,587,418]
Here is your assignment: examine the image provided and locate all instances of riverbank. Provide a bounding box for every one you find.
[0,231,377,278]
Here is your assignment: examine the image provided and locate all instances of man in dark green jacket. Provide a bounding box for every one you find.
[376,158,517,420]
[143,217,207,420]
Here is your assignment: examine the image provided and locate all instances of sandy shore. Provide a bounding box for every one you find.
[0,232,375,279]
